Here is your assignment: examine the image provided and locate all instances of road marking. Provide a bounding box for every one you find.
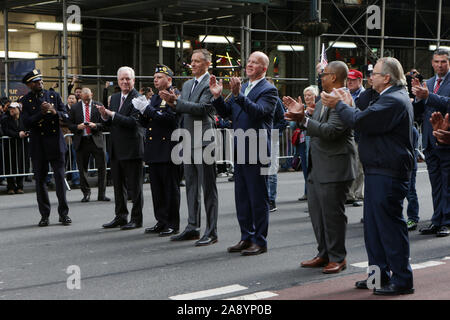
[225,291,279,300]
[169,284,248,300]
[352,260,446,270]
[411,261,445,270]
[351,262,369,268]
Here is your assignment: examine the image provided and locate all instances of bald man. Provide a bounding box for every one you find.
[68,88,109,203]
[284,61,357,274]
[211,51,278,255]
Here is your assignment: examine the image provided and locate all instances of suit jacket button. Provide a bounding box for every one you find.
[162,137,166,140]
[149,128,152,131]
[149,137,152,140]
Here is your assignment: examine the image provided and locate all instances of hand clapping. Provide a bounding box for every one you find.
[283,96,305,122]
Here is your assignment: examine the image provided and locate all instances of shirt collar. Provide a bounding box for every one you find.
[435,71,450,82]
[194,72,208,83]
[380,85,393,96]
[248,77,264,87]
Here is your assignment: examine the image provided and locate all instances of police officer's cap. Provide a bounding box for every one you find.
[155,64,174,77]
[22,69,43,84]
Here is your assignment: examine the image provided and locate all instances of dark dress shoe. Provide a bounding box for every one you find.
[59,216,72,226]
[159,228,179,237]
[241,243,267,256]
[419,223,440,235]
[195,235,218,246]
[97,196,111,202]
[145,223,166,234]
[227,240,252,253]
[322,260,346,274]
[355,279,389,289]
[436,226,450,237]
[170,230,200,241]
[355,280,369,289]
[38,218,49,227]
[102,217,128,229]
[301,256,329,268]
[81,193,91,202]
[353,201,363,207]
[120,221,142,230]
[373,283,414,296]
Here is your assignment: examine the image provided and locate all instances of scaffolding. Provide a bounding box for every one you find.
[1,0,450,101]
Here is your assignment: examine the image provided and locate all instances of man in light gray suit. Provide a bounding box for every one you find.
[284,60,356,274]
[160,49,218,246]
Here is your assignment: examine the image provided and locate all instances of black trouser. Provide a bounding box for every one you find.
[32,154,69,218]
[148,162,181,230]
[76,136,107,198]
[111,158,143,224]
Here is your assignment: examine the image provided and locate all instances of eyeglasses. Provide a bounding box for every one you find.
[371,72,385,76]
[319,72,335,78]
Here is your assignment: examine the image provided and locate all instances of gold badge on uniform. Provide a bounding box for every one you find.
[160,100,166,107]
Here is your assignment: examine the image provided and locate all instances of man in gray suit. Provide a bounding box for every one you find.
[284,60,356,274]
[160,49,218,246]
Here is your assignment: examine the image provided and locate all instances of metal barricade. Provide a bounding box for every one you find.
[1,129,297,182]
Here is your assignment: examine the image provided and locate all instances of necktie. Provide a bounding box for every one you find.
[85,103,91,135]
[244,83,253,96]
[434,78,442,94]
[319,104,327,119]
[189,80,198,98]
[119,95,126,112]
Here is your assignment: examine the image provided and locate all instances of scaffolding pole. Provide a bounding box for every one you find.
[62,0,68,102]
[158,8,163,64]
[437,0,442,48]
[3,8,9,96]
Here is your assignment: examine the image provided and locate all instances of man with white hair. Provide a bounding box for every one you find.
[98,66,144,230]
[322,57,415,296]
[67,87,109,203]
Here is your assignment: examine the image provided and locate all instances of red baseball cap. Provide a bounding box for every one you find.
[348,69,363,79]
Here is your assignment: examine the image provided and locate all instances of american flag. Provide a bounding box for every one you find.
[320,43,328,70]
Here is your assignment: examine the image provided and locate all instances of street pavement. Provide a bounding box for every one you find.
[0,162,449,300]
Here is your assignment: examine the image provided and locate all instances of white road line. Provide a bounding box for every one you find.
[351,262,369,268]
[352,260,446,270]
[411,261,445,270]
[169,284,248,300]
[225,291,279,300]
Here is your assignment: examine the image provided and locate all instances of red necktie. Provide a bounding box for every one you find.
[434,78,442,94]
[85,103,91,135]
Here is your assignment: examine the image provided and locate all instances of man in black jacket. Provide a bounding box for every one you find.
[68,88,109,203]
[133,64,181,236]
[322,57,415,296]
[98,66,144,230]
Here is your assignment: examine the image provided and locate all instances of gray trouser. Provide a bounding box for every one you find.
[308,176,352,263]
[184,160,218,237]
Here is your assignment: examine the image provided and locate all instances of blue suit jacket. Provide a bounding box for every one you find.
[413,74,450,150]
[336,86,414,179]
[212,78,278,164]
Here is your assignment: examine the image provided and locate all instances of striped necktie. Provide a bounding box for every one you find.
[119,95,126,112]
[434,78,442,94]
[84,102,91,135]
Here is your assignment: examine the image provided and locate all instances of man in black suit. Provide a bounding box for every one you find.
[133,64,181,236]
[97,66,144,230]
[68,87,109,203]
[20,69,71,227]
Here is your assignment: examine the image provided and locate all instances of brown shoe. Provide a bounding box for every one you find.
[300,256,329,268]
[7,189,15,195]
[241,243,267,256]
[16,189,24,194]
[227,240,252,253]
[322,260,347,274]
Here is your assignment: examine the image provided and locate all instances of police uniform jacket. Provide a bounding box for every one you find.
[140,88,179,163]
[21,89,68,160]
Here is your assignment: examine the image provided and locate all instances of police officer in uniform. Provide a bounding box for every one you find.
[20,69,71,227]
[132,64,181,236]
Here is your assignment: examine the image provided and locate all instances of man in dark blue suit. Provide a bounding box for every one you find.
[20,69,71,227]
[211,51,278,255]
[322,57,415,296]
[412,48,450,237]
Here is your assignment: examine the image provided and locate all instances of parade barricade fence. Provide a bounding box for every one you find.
[1,125,424,186]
